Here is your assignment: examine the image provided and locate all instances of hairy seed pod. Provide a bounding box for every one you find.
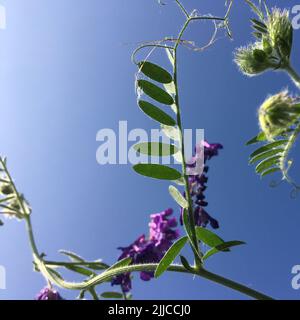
[258,91,299,140]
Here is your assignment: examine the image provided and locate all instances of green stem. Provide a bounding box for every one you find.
[89,287,99,300]
[285,64,300,89]
[173,17,201,268]
[175,0,190,19]
[197,269,273,300]
[45,261,110,269]
[172,13,228,269]
[23,212,273,299]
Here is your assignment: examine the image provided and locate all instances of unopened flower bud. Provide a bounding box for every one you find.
[36,287,64,300]
[267,8,293,60]
[234,43,275,76]
[258,91,299,140]
[0,183,14,195]
[3,198,24,219]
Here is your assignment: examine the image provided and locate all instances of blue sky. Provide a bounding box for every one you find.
[0,0,300,300]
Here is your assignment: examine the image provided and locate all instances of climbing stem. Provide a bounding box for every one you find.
[172,12,229,269]
[22,210,273,300]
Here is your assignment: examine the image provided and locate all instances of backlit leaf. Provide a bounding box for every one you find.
[138,100,176,126]
[250,140,288,158]
[203,241,246,260]
[134,142,178,157]
[155,236,188,278]
[195,227,225,248]
[101,292,123,299]
[255,155,281,174]
[133,164,182,180]
[138,61,172,84]
[137,80,174,105]
[169,185,188,208]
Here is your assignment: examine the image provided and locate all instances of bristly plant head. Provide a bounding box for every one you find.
[234,42,276,76]
[267,8,293,61]
[235,2,294,76]
[258,91,300,141]
[235,1,300,193]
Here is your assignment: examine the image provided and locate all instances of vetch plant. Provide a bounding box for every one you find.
[0,1,275,300]
[235,0,300,194]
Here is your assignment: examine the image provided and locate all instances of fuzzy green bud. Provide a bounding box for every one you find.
[234,43,275,76]
[0,183,14,195]
[258,91,299,140]
[2,198,24,220]
[267,8,293,60]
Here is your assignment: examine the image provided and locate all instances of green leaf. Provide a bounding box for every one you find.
[252,24,268,34]
[182,209,193,244]
[174,177,185,186]
[250,140,288,158]
[195,227,225,248]
[101,292,123,299]
[255,155,281,174]
[107,257,132,272]
[47,268,64,281]
[261,167,281,177]
[133,164,182,180]
[65,265,95,277]
[84,261,109,270]
[253,31,263,39]
[138,100,176,126]
[169,185,188,208]
[246,132,266,145]
[137,80,174,105]
[180,256,193,272]
[166,48,174,66]
[155,236,188,278]
[251,18,267,30]
[134,142,178,157]
[77,290,86,300]
[59,250,84,262]
[263,1,271,17]
[203,241,246,260]
[138,61,172,84]
[125,293,133,300]
[181,209,202,261]
[161,124,181,141]
[163,82,176,96]
[173,151,182,163]
[249,148,283,164]
[245,0,264,19]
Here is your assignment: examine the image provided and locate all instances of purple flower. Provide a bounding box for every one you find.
[181,141,223,229]
[36,287,64,300]
[112,208,179,293]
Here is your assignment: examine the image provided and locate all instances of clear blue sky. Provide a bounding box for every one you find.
[0,0,300,300]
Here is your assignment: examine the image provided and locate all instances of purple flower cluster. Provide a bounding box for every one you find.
[181,141,223,229]
[36,287,64,300]
[112,208,179,293]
